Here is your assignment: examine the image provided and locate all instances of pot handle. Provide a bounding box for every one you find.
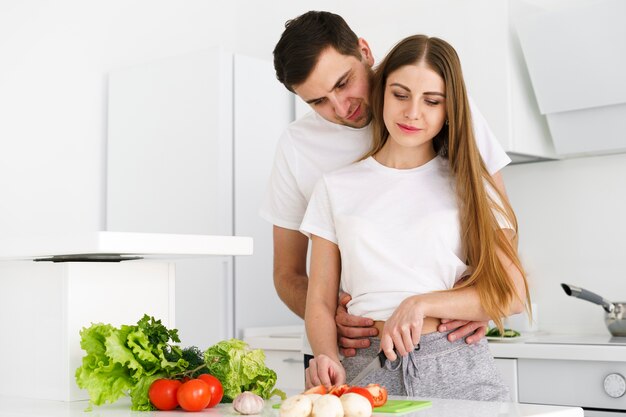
[561,283,615,313]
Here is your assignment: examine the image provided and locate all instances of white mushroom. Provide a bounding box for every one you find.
[312,394,344,417]
[305,393,322,403]
[279,394,313,417]
[340,393,372,417]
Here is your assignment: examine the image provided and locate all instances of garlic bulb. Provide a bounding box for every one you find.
[233,391,265,415]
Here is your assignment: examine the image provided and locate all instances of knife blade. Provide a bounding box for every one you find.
[348,344,420,386]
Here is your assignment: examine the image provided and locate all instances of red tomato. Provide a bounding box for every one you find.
[365,383,388,407]
[197,374,224,408]
[303,385,328,395]
[148,378,182,411]
[329,384,350,397]
[345,386,374,407]
[177,379,212,411]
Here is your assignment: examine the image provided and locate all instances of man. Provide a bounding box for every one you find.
[261,11,511,369]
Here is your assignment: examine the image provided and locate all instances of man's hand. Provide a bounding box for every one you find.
[336,293,378,357]
[438,319,488,344]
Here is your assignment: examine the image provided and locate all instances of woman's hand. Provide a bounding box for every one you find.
[305,354,346,389]
[380,296,426,361]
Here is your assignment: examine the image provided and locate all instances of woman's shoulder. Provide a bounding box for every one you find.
[324,157,373,181]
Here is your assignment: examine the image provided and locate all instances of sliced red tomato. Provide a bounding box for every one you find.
[366,383,388,407]
[303,385,328,395]
[345,386,374,407]
[197,374,223,408]
[329,384,350,397]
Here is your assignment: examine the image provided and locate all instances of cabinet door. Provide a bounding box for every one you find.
[107,49,235,347]
[233,54,295,334]
[262,350,305,392]
[108,48,233,235]
[494,358,519,402]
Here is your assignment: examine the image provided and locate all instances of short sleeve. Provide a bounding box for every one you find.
[469,96,512,175]
[300,177,338,244]
[259,133,309,230]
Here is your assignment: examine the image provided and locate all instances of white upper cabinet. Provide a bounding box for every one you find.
[107,49,235,236]
[106,49,295,345]
[460,0,559,162]
[373,0,557,162]
[515,0,626,156]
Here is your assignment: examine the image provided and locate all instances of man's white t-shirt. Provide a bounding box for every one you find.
[300,155,512,321]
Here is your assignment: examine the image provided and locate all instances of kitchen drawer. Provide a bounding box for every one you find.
[494,358,518,402]
[263,350,305,392]
[518,359,626,412]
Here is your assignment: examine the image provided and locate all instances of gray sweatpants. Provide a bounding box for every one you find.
[342,332,510,402]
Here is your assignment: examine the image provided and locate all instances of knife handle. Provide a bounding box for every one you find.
[377,344,420,366]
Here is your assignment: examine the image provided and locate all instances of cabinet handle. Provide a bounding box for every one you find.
[283,358,304,364]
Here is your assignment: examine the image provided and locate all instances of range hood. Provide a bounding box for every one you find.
[515,0,626,157]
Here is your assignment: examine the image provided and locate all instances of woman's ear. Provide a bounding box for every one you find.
[357,38,375,67]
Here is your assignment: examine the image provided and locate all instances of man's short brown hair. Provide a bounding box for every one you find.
[273,11,361,93]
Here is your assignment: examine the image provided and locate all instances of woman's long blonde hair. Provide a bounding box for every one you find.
[363,35,530,329]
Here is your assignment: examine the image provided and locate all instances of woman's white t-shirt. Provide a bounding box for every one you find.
[300,156,509,321]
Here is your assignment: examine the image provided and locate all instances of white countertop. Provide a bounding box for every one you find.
[487,333,626,362]
[0,396,582,417]
[0,231,253,260]
[243,326,626,363]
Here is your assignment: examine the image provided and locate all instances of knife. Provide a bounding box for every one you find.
[348,344,420,386]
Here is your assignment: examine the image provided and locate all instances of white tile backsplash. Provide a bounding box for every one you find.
[503,153,626,335]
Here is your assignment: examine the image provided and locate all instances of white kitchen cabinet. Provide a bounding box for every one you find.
[0,261,173,401]
[0,232,252,402]
[262,350,305,392]
[494,358,519,402]
[243,326,305,392]
[107,49,295,345]
[401,0,556,162]
[515,0,626,157]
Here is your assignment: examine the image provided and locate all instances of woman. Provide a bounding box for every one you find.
[300,35,530,401]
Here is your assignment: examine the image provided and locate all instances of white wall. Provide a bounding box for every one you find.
[1,1,622,337]
[503,153,626,336]
[0,0,556,234]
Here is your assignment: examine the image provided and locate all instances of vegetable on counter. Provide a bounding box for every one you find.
[75,315,195,411]
[76,315,282,412]
[197,373,224,407]
[486,327,521,338]
[279,384,385,417]
[279,394,313,417]
[148,379,182,411]
[176,379,212,411]
[233,391,265,415]
[203,338,286,402]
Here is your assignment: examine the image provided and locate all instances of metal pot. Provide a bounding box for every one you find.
[561,283,626,337]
